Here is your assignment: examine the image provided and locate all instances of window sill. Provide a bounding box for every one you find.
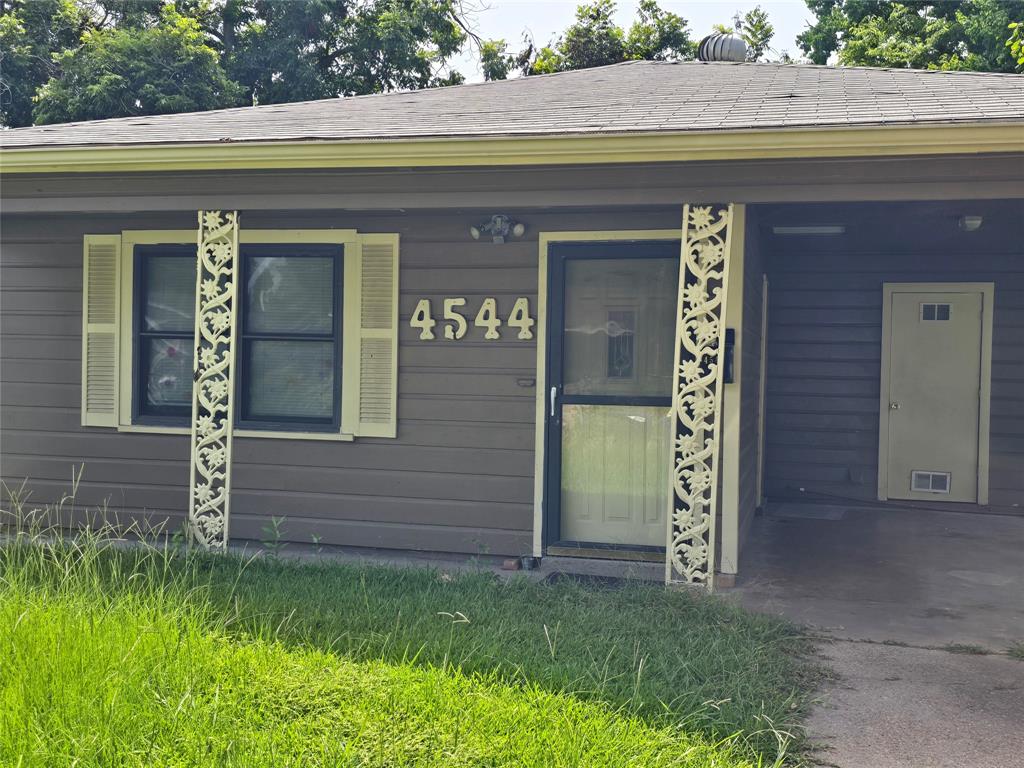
[234,429,354,442]
[116,423,354,442]
[118,424,190,435]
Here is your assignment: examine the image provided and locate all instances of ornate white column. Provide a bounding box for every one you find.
[666,204,734,590]
[187,211,239,550]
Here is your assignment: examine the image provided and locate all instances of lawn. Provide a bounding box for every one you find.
[0,525,818,767]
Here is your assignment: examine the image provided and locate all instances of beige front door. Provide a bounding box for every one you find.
[883,288,986,503]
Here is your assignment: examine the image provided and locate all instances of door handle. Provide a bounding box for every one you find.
[550,386,557,417]
[890,402,901,410]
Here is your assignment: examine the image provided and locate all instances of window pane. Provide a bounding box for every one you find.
[245,340,334,421]
[563,258,678,396]
[246,256,334,334]
[143,337,193,410]
[144,256,196,332]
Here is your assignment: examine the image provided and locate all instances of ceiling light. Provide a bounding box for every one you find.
[958,215,983,232]
[772,225,847,235]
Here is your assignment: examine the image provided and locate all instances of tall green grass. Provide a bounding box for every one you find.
[0,486,818,766]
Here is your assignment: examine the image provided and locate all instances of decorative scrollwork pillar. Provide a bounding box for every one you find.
[666,204,734,590]
[188,211,239,550]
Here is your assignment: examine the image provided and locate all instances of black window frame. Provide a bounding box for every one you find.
[234,243,344,433]
[132,244,197,426]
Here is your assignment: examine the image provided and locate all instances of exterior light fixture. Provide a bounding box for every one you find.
[469,214,526,243]
[772,225,847,235]
[958,215,984,232]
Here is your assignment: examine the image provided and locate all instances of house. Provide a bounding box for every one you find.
[2,60,1022,589]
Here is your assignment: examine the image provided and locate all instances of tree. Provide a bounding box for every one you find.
[738,7,774,61]
[0,0,91,127]
[1,0,473,126]
[799,0,1024,72]
[218,0,468,104]
[482,0,692,79]
[623,0,692,62]
[1010,20,1024,64]
[714,7,776,62]
[33,7,245,124]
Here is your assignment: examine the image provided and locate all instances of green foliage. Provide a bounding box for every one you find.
[715,8,776,61]
[1010,21,1024,63]
[0,0,471,126]
[623,0,692,62]
[0,495,820,764]
[739,7,775,61]
[488,0,692,79]
[558,0,625,71]
[33,6,245,125]
[799,0,1024,72]
[223,0,466,103]
[480,37,513,81]
[0,0,89,127]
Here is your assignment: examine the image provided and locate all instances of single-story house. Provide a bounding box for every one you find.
[2,59,1022,589]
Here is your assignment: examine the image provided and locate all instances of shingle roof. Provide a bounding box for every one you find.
[3,60,1023,149]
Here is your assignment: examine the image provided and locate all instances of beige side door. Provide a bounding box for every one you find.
[882,287,989,503]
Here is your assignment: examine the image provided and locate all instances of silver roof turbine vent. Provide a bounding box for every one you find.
[697,32,747,62]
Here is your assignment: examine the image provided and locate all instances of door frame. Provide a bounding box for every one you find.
[533,230,680,557]
[877,282,994,505]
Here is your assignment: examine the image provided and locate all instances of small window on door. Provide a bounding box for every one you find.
[606,309,636,379]
[911,470,951,493]
[921,303,951,321]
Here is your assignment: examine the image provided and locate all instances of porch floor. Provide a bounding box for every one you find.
[733,502,1024,768]
[733,502,1024,649]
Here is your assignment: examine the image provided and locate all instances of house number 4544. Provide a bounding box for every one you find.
[410,297,534,341]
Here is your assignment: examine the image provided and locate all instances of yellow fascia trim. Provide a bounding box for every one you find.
[4,124,1022,174]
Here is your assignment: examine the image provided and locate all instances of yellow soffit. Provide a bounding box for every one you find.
[1,123,1022,174]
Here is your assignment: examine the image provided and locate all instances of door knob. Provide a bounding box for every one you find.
[890,402,901,410]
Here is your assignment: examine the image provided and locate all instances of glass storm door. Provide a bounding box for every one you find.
[545,241,679,548]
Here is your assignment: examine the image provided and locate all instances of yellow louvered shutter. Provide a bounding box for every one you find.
[81,235,121,427]
[344,233,399,438]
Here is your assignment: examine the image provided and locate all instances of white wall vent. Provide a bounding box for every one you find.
[911,470,951,493]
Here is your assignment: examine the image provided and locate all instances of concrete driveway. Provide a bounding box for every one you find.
[734,504,1024,767]
[808,641,1023,768]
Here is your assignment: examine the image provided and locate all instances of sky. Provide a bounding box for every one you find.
[453,1,816,81]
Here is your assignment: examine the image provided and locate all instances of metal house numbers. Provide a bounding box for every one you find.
[411,297,534,341]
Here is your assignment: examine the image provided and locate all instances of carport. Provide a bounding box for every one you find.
[731,198,1024,647]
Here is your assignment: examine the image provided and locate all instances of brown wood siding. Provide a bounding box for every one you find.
[761,199,1024,512]
[0,206,680,555]
[4,155,1023,215]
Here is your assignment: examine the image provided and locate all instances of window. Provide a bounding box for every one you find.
[606,309,636,379]
[134,246,197,423]
[921,303,951,321]
[132,243,343,430]
[237,245,342,430]
[82,230,398,439]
